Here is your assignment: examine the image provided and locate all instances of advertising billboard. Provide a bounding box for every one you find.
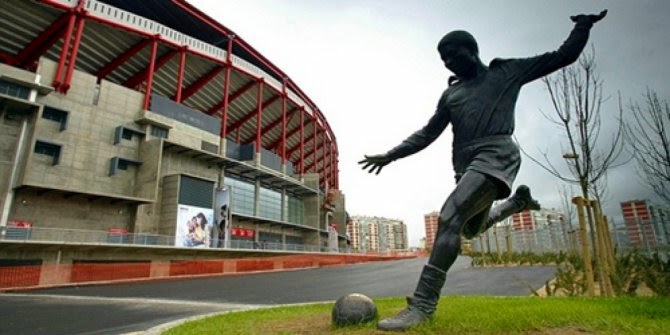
[175,204,214,248]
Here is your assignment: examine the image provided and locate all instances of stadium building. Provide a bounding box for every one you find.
[0,0,348,255]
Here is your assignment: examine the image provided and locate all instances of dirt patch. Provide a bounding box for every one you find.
[256,314,333,335]
[524,326,594,334]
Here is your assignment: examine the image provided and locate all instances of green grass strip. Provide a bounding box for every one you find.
[164,296,670,335]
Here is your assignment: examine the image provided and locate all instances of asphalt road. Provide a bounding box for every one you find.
[0,256,556,335]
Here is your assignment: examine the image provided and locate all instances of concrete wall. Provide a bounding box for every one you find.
[11,189,134,231]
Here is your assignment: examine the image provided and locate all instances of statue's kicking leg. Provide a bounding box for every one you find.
[378,172,497,331]
[462,185,541,239]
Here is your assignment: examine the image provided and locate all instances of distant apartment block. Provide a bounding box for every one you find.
[620,200,669,247]
[347,215,407,252]
[424,211,439,249]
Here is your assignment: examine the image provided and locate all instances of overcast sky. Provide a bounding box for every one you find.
[190,0,670,247]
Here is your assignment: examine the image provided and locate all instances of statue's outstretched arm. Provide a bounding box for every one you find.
[360,102,450,175]
[513,9,608,84]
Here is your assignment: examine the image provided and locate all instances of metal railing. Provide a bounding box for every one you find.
[0,226,351,253]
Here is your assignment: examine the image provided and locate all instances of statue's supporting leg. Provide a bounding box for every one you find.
[463,185,541,239]
[378,172,497,331]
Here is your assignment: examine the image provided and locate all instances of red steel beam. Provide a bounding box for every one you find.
[52,12,76,90]
[280,80,287,163]
[174,46,187,102]
[142,37,158,110]
[226,93,279,135]
[123,48,178,88]
[321,126,327,185]
[0,53,12,63]
[254,80,264,153]
[303,148,326,173]
[13,13,69,67]
[61,16,86,93]
[207,80,256,115]
[220,36,234,139]
[299,108,305,174]
[177,65,224,102]
[243,107,298,145]
[96,38,151,81]
[311,123,319,173]
[329,144,334,189]
[285,122,318,157]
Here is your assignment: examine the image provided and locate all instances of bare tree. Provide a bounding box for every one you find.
[521,46,626,295]
[624,88,670,203]
[523,46,626,194]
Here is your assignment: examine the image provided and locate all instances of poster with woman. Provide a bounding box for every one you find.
[175,205,214,248]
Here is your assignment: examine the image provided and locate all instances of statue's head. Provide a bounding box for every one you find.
[438,30,478,55]
[437,30,481,78]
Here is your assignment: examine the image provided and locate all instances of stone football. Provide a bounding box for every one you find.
[331,293,378,327]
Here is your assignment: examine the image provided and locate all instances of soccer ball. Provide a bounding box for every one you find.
[331,293,378,327]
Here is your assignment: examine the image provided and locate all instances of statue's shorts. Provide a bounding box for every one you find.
[452,135,520,199]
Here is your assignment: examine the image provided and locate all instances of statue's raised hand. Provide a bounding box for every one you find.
[358,154,392,175]
[571,10,607,24]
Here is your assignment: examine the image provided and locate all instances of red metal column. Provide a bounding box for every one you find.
[329,144,334,189]
[321,125,327,187]
[52,12,76,90]
[280,79,287,165]
[61,15,86,93]
[299,108,305,174]
[174,46,187,103]
[142,36,158,111]
[220,36,234,140]
[255,79,264,153]
[312,120,318,173]
[336,148,340,189]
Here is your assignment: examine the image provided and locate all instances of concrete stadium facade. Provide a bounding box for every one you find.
[0,0,347,259]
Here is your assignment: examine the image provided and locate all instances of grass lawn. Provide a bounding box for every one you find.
[164,296,670,335]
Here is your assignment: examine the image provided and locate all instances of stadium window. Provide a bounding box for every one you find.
[113,125,145,144]
[150,125,168,139]
[41,106,68,131]
[109,157,142,176]
[34,140,61,165]
[0,79,30,99]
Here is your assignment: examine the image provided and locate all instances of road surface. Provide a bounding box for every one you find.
[0,256,555,335]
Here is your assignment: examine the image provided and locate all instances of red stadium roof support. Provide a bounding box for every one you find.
[12,13,69,68]
[61,15,86,93]
[303,147,325,174]
[226,93,280,136]
[178,65,224,102]
[174,46,187,102]
[321,126,327,187]
[52,11,77,91]
[284,121,316,156]
[280,79,288,164]
[299,108,305,174]
[312,122,319,174]
[220,36,234,139]
[255,79,264,153]
[142,37,158,111]
[95,38,151,81]
[207,79,255,115]
[243,107,297,145]
[329,144,334,189]
[124,48,178,89]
